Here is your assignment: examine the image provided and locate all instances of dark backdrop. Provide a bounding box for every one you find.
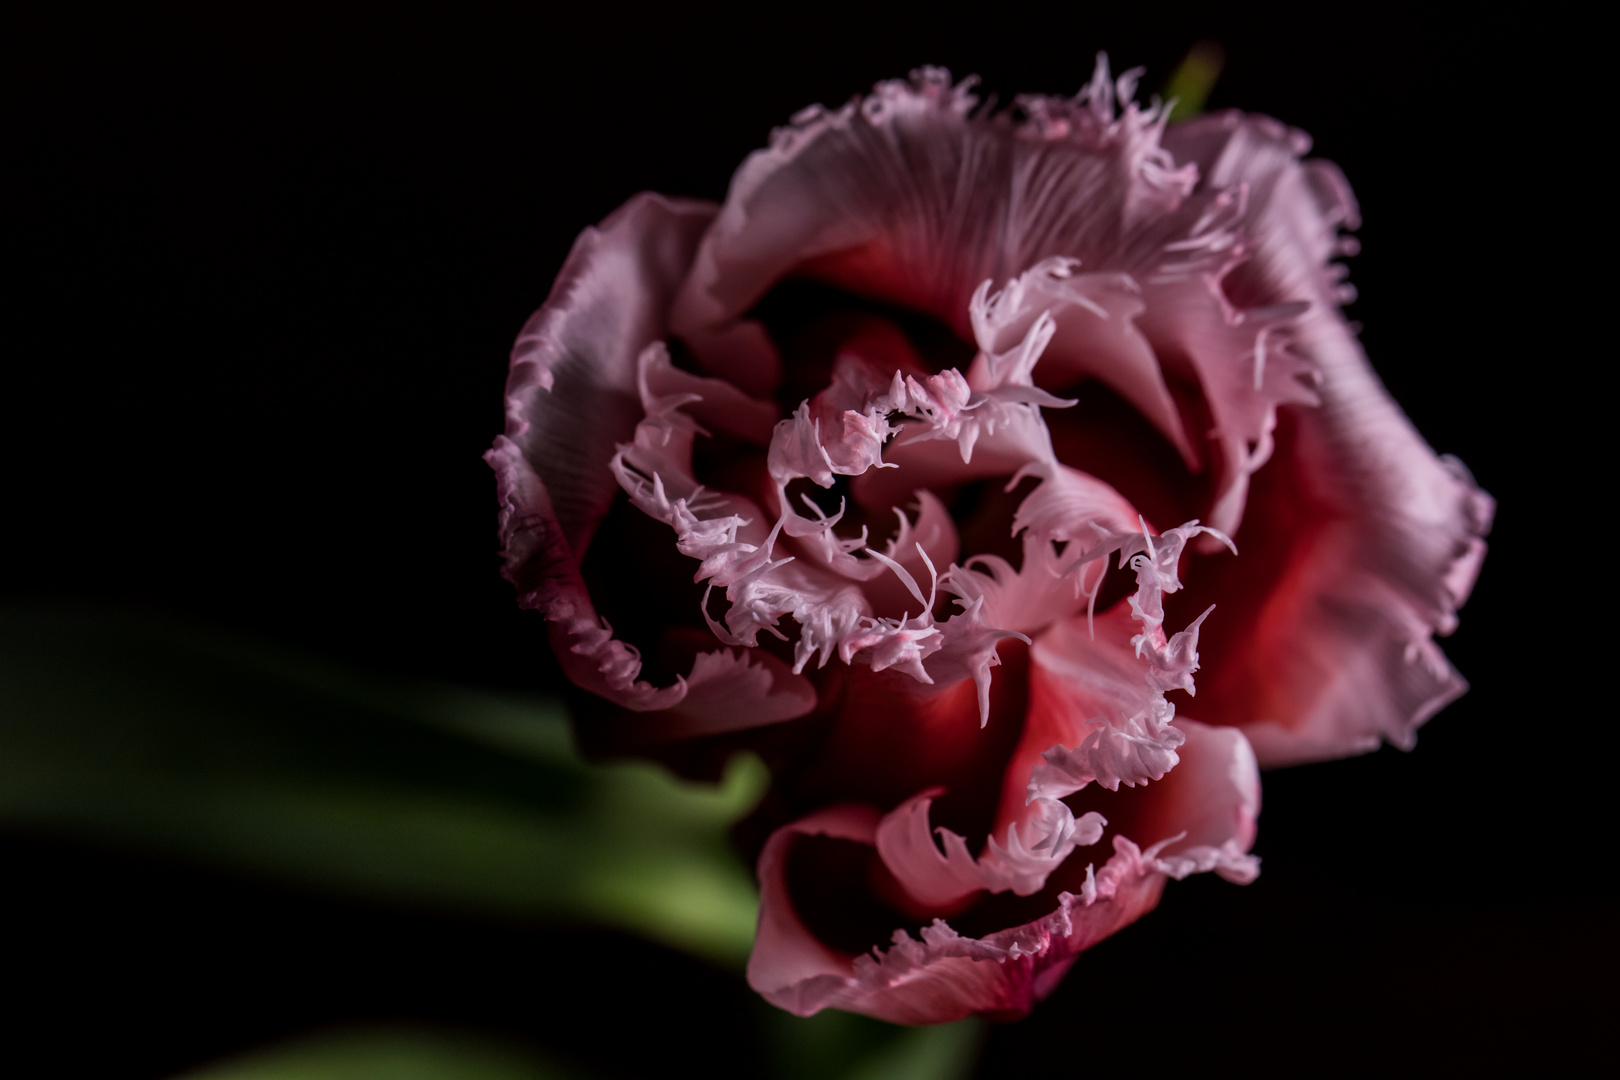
[5,4,1600,1076]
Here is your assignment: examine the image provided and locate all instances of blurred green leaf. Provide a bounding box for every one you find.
[1164,41,1225,122]
[763,1009,984,1080]
[842,1020,982,1080]
[173,1026,580,1080]
[2,605,986,1080]
[0,605,762,966]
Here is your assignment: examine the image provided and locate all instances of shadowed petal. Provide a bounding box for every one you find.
[748,716,1259,1025]
[670,64,1201,449]
[873,789,987,910]
[498,194,718,562]
[486,194,819,728]
[486,194,716,710]
[966,258,1195,464]
[747,800,1167,1024]
[1162,113,1494,764]
[668,64,1341,548]
[748,805,883,1012]
[661,647,819,740]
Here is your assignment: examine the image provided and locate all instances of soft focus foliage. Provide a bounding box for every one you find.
[0,604,761,965]
[175,1027,577,1080]
[1,603,983,1075]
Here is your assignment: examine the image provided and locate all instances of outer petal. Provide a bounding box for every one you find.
[746,722,1259,1023]
[669,64,1334,546]
[748,804,881,1013]
[487,193,818,731]
[746,801,1165,1024]
[1162,114,1494,764]
[500,194,717,563]
[669,65,1203,456]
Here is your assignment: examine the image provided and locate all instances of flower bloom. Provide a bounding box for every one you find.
[488,61,1492,1023]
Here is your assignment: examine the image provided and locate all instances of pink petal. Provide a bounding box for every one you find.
[497,194,717,563]
[1008,463,1144,552]
[662,646,819,739]
[668,63,1200,449]
[486,194,821,730]
[485,195,716,710]
[990,519,1232,833]
[966,258,1195,465]
[872,789,986,911]
[748,717,1260,1023]
[639,338,779,446]
[872,788,1108,911]
[748,804,882,1010]
[747,800,1168,1023]
[933,465,1144,641]
[849,405,1054,512]
[665,62,1345,550]
[680,317,784,399]
[745,601,1263,1023]
[670,62,1193,343]
[1128,719,1261,883]
[1158,114,1493,764]
[1018,604,1186,797]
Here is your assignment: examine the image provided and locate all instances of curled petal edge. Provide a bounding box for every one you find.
[750,727,1260,1024]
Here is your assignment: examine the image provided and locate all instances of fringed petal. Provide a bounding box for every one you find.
[940,533,1080,639]
[919,595,1028,726]
[1136,272,1315,537]
[1128,719,1261,884]
[748,805,882,1011]
[1163,112,1360,315]
[665,61,1353,550]
[485,198,818,732]
[872,789,988,910]
[990,521,1231,840]
[498,65,1484,1028]
[492,427,816,728]
[931,463,1144,640]
[487,434,680,711]
[746,717,1261,1023]
[750,815,1203,1023]
[1184,346,1493,765]
[485,195,721,713]
[1159,113,1493,764]
[661,647,819,740]
[748,801,1167,1024]
[1022,606,1187,796]
[495,194,717,562]
[639,338,779,445]
[1008,462,1143,549]
[875,788,1107,909]
[850,400,1056,512]
[671,60,1195,344]
[966,257,1195,465]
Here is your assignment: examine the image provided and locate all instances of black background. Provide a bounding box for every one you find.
[5,3,1603,1076]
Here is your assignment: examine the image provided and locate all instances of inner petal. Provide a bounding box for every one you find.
[795,640,1032,847]
[1045,378,1214,534]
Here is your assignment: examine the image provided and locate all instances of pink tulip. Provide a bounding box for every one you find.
[488,59,1491,1023]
